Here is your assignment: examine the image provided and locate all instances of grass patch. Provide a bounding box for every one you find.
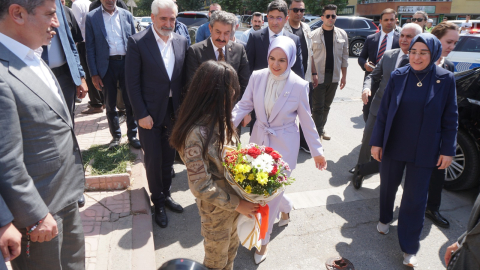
[82,143,136,176]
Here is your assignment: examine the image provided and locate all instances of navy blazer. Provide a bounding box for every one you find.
[358,31,400,72]
[370,66,458,168]
[246,27,304,79]
[85,7,135,78]
[125,27,187,125]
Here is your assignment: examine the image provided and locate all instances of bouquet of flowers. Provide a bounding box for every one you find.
[222,143,294,250]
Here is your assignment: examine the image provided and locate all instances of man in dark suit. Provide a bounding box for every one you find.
[126,0,188,228]
[85,0,140,150]
[186,11,250,95]
[358,8,400,122]
[89,0,128,11]
[0,0,86,268]
[61,0,83,43]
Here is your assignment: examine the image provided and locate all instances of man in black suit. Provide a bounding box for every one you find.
[186,11,250,95]
[89,0,128,11]
[126,0,188,228]
[358,8,400,122]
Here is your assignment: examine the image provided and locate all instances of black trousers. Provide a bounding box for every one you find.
[311,72,338,135]
[77,42,103,108]
[427,167,446,211]
[362,71,380,123]
[52,63,77,123]
[138,98,176,207]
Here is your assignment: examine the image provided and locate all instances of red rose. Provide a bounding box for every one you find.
[264,147,274,154]
[269,165,278,176]
[247,147,262,159]
[240,149,248,155]
[270,151,281,161]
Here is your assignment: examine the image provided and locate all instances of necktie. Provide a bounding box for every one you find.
[217,48,225,61]
[398,54,409,68]
[41,45,49,65]
[376,35,387,64]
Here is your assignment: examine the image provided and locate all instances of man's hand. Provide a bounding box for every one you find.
[362,89,371,105]
[364,62,374,72]
[340,76,346,90]
[312,74,319,88]
[91,75,104,91]
[76,77,88,98]
[27,213,58,243]
[235,200,259,218]
[0,223,22,262]
[371,146,383,162]
[313,155,327,171]
[437,155,453,170]
[444,242,459,266]
[242,114,251,127]
[139,115,154,130]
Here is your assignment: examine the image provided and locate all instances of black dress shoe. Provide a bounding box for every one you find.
[171,168,176,178]
[128,138,141,149]
[108,138,121,150]
[78,194,86,208]
[155,206,168,228]
[352,164,364,189]
[165,196,184,213]
[425,209,450,228]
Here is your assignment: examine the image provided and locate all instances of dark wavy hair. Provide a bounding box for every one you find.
[170,60,240,159]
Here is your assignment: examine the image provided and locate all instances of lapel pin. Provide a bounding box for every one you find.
[436,80,440,83]
[284,92,290,97]
[228,48,232,51]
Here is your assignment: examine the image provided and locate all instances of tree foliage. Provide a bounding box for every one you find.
[217,0,244,14]
[303,0,347,16]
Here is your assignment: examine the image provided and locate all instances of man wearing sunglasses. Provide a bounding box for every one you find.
[412,11,428,32]
[285,0,314,153]
[195,3,221,43]
[310,4,348,141]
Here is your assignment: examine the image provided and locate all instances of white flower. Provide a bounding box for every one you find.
[251,153,274,173]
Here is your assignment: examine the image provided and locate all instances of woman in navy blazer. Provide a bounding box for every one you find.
[370,33,458,268]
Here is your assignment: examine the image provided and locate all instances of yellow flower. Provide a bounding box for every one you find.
[234,164,244,174]
[256,172,269,186]
[245,185,252,194]
[235,173,245,183]
[243,165,252,173]
[248,173,255,180]
[264,190,270,196]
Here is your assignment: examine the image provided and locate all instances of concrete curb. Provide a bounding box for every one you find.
[131,188,156,270]
[85,173,131,191]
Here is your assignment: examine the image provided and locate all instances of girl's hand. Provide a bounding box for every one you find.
[236,200,259,218]
[313,155,327,171]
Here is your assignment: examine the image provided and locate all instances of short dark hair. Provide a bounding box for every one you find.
[380,8,396,20]
[252,12,262,18]
[267,0,288,17]
[0,0,49,20]
[289,0,303,8]
[322,4,337,15]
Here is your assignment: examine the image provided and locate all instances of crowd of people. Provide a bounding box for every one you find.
[0,0,479,269]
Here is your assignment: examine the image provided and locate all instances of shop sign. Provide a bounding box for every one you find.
[398,6,436,14]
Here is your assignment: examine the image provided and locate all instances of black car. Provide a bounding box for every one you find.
[308,16,379,57]
[444,67,480,193]
[177,11,209,44]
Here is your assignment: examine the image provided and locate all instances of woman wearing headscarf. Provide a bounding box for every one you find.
[232,36,327,264]
[424,22,460,229]
[370,33,458,268]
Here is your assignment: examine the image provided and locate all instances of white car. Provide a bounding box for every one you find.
[446,34,480,72]
[137,17,152,32]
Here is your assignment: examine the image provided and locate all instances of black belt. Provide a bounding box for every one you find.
[325,69,333,74]
[51,63,69,77]
[109,55,125,61]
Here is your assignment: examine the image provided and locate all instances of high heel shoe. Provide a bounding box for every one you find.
[278,212,290,227]
[254,251,268,264]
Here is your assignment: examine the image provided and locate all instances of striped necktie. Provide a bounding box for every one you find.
[376,35,387,64]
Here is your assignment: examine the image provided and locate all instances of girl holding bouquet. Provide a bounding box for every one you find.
[170,61,259,270]
[232,36,327,264]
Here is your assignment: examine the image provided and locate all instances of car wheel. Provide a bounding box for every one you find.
[444,129,480,191]
[350,40,364,57]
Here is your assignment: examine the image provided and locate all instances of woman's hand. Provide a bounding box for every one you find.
[313,155,327,171]
[437,155,453,170]
[236,200,259,218]
[242,114,251,127]
[371,146,383,162]
[444,242,459,266]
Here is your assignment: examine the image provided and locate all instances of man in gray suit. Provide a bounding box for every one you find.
[0,0,86,269]
[0,194,21,270]
[352,23,422,189]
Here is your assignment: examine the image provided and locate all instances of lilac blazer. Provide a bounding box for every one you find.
[232,69,323,170]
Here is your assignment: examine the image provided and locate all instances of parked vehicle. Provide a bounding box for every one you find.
[308,16,379,57]
[241,15,251,27]
[137,17,152,32]
[446,34,480,72]
[448,20,480,35]
[444,67,480,192]
[303,15,319,23]
[177,11,209,27]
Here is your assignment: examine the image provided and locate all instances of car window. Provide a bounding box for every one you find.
[141,18,151,23]
[455,37,480,53]
[335,19,351,29]
[352,20,370,29]
[177,14,208,27]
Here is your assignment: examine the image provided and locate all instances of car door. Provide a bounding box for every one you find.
[447,36,480,72]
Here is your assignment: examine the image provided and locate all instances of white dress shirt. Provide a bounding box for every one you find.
[395,50,407,68]
[378,30,394,54]
[153,28,174,97]
[102,6,126,56]
[46,31,67,68]
[268,28,284,43]
[210,38,225,61]
[72,0,91,40]
[0,33,63,103]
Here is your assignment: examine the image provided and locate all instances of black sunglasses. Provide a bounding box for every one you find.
[289,8,305,13]
[411,18,424,22]
[323,14,336,19]
[210,10,216,13]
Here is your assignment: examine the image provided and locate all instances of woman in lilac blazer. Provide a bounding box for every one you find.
[232,36,327,264]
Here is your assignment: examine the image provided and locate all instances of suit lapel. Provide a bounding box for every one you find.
[171,35,183,81]
[395,72,408,107]
[119,10,128,47]
[373,32,381,60]
[225,41,233,63]
[95,8,108,40]
[268,73,295,122]
[255,70,269,124]
[260,28,270,56]
[426,69,444,105]
[144,27,169,79]
[205,39,217,60]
